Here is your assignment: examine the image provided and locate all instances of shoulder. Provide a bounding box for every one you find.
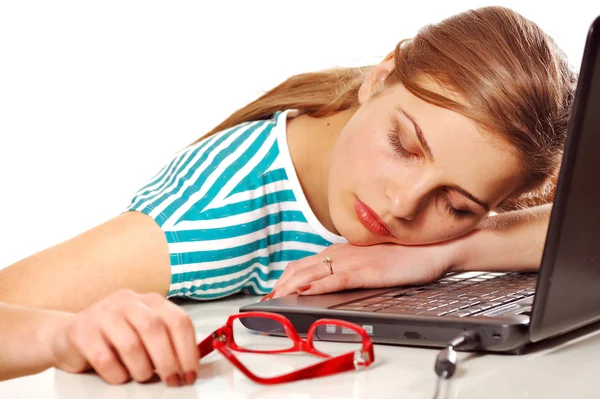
[124,112,291,227]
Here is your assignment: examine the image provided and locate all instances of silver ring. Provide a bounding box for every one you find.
[323,257,333,275]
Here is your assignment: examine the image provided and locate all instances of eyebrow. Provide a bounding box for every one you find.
[396,105,434,162]
[449,185,491,212]
[395,105,491,212]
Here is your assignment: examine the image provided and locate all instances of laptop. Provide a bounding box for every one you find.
[239,16,600,354]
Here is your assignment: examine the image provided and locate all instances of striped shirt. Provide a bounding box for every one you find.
[124,110,347,300]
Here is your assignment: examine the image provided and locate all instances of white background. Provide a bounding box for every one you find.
[1,1,598,270]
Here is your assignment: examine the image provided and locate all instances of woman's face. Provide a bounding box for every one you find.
[328,82,524,245]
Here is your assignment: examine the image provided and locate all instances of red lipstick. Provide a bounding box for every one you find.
[353,197,393,237]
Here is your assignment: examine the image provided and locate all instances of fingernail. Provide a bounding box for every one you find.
[297,284,311,293]
[165,373,181,387]
[260,292,274,302]
[183,370,197,385]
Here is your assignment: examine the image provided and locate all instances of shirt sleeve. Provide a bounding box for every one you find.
[123,120,282,300]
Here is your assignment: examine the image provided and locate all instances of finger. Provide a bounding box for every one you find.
[100,314,154,383]
[296,271,355,296]
[124,300,183,387]
[68,320,129,384]
[140,293,200,385]
[272,250,333,291]
[259,292,274,302]
[271,260,308,292]
[272,262,332,298]
[267,256,331,302]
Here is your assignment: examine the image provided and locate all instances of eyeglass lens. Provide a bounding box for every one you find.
[233,315,365,356]
[311,323,365,357]
[232,316,295,351]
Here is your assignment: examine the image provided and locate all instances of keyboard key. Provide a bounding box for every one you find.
[419,309,446,316]
[455,311,473,317]
[404,290,427,296]
[454,272,488,279]
[485,296,506,302]
[426,292,444,298]
[365,304,387,309]
[346,302,371,307]
[467,305,488,313]
[480,290,500,297]
[437,295,460,300]
[360,298,385,305]
[380,289,415,297]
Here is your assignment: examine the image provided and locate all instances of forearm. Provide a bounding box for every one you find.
[451,204,552,272]
[0,212,170,312]
[0,302,74,381]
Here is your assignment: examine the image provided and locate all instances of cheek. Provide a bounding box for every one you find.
[404,206,483,244]
[426,217,483,243]
[330,129,380,183]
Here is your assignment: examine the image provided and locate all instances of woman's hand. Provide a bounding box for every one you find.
[263,240,459,300]
[50,289,199,387]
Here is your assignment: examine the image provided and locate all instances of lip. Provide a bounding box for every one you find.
[353,197,394,238]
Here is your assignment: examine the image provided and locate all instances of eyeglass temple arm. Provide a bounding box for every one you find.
[282,351,357,381]
[220,348,358,385]
[197,334,215,358]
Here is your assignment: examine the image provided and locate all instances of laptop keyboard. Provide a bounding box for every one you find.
[332,272,537,317]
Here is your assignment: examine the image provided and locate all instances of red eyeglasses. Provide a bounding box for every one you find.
[197,311,375,384]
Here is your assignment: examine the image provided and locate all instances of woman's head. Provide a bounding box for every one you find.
[328,79,525,245]
[328,6,577,245]
[196,6,576,246]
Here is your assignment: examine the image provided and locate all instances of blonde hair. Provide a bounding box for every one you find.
[192,6,576,211]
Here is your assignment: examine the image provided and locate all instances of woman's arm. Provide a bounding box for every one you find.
[0,290,199,385]
[0,211,171,312]
[0,302,73,380]
[451,203,552,272]
[267,204,552,298]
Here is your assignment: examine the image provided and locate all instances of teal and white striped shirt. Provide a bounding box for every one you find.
[125,110,347,300]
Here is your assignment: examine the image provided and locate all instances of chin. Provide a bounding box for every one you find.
[339,222,443,246]
[347,234,424,246]
[334,222,373,245]
[336,221,399,246]
[346,236,381,246]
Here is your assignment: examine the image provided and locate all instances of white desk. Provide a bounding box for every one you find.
[2,294,599,399]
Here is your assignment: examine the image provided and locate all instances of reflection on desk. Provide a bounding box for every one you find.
[1,294,599,399]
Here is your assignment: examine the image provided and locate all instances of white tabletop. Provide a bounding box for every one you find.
[2,294,599,399]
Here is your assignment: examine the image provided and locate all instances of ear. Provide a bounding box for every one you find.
[358,51,396,105]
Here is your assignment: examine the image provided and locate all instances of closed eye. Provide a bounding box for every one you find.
[442,192,473,220]
[387,130,418,159]
[387,116,418,160]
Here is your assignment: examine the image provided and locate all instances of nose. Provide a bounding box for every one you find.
[386,182,429,221]
[387,193,419,221]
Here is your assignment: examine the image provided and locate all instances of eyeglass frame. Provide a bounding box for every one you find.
[197,311,375,385]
